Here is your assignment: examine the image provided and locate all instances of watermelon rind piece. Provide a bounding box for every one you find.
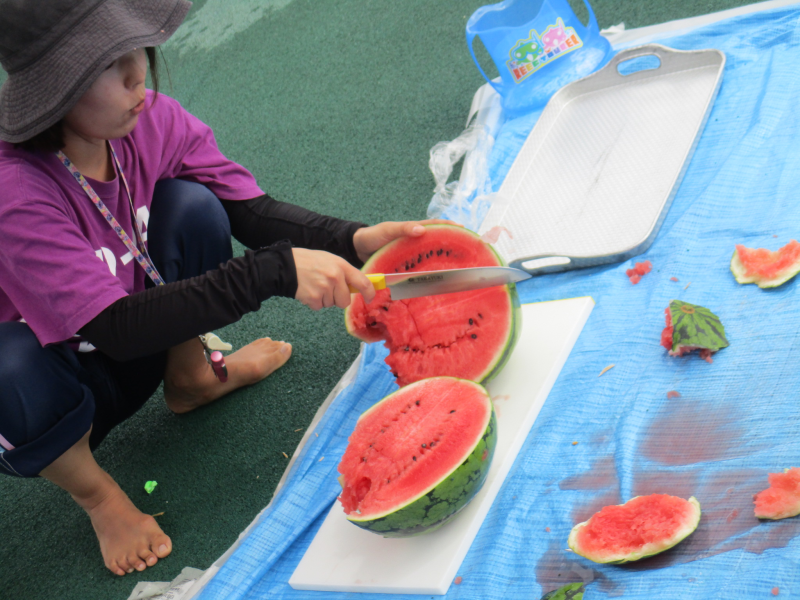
[730,241,800,289]
[344,224,522,386]
[342,378,497,537]
[754,467,800,520]
[567,495,701,564]
[540,582,585,600]
[668,300,728,355]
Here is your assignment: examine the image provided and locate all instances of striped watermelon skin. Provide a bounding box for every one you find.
[664,300,729,356]
[541,583,585,600]
[343,397,497,537]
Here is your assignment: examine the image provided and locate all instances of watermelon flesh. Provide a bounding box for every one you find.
[731,240,800,288]
[345,225,521,387]
[626,260,652,284]
[754,467,800,520]
[338,377,496,537]
[568,494,701,564]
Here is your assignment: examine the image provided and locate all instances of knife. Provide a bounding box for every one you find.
[349,266,531,300]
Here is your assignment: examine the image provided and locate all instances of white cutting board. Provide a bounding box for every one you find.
[289,296,594,595]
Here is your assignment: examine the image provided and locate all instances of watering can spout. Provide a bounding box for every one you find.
[466,0,611,116]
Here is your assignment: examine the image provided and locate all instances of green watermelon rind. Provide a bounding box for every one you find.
[540,582,585,600]
[567,496,701,564]
[669,300,729,354]
[344,224,522,385]
[730,247,800,289]
[345,380,497,537]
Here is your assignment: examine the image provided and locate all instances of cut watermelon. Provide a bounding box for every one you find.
[731,240,800,288]
[345,224,522,386]
[660,300,728,362]
[754,467,800,520]
[568,494,701,564]
[337,377,496,537]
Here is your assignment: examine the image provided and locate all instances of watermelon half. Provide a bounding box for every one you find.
[337,377,497,537]
[568,494,701,564]
[754,467,800,520]
[731,240,800,288]
[345,224,522,387]
[660,300,728,362]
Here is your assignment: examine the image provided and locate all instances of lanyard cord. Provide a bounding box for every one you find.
[56,145,230,381]
[56,144,166,286]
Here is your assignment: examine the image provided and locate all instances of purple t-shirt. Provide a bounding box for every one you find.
[0,90,264,348]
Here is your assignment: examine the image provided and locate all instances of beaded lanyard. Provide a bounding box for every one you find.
[56,144,165,286]
[56,144,229,381]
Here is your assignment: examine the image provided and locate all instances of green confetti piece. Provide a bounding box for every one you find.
[144,480,158,494]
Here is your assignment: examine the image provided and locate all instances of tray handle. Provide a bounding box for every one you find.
[605,44,681,81]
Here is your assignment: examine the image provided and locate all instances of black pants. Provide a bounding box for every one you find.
[0,179,232,477]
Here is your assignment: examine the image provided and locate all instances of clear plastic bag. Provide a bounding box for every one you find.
[427,81,505,231]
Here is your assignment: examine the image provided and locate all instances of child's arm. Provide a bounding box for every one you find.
[221,195,366,266]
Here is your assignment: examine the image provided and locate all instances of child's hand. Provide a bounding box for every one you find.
[292,248,375,310]
[352,219,458,264]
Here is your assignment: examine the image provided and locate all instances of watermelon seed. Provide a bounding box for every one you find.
[362,457,367,462]
[478,313,483,319]
[469,318,473,325]
[446,251,450,256]
[471,334,477,339]
[430,442,436,448]
[405,346,409,351]
[383,306,389,311]
[413,456,417,461]
[416,400,420,405]
[418,253,422,262]
[450,410,456,413]
[422,444,427,448]
[437,249,443,256]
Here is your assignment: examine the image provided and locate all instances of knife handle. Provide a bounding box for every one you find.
[349,273,386,294]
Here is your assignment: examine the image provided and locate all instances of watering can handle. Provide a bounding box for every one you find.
[466,0,602,90]
[466,26,505,95]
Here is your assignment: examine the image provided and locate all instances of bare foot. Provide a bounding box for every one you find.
[164,336,292,414]
[81,482,172,576]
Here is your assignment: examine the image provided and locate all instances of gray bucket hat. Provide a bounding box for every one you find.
[0,0,192,143]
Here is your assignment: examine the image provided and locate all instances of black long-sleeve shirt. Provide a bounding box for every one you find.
[78,195,366,361]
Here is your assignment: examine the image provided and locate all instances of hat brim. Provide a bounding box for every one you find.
[0,0,192,143]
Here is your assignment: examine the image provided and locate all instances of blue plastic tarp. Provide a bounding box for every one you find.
[198,6,800,599]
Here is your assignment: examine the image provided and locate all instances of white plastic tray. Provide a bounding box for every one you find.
[478,44,725,273]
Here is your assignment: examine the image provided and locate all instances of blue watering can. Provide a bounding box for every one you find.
[466,0,612,116]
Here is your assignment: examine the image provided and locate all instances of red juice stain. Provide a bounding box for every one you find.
[454,576,463,585]
[559,456,618,491]
[772,587,780,595]
[632,470,699,500]
[640,399,749,465]
[666,390,680,399]
[545,527,550,532]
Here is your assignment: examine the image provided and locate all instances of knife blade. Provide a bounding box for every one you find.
[350,266,531,300]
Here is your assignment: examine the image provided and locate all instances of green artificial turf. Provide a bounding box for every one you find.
[0,0,759,598]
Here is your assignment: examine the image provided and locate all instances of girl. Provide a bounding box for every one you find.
[0,0,443,577]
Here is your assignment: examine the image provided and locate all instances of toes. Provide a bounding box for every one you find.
[108,560,126,577]
[127,551,146,572]
[153,535,172,558]
[279,342,292,359]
